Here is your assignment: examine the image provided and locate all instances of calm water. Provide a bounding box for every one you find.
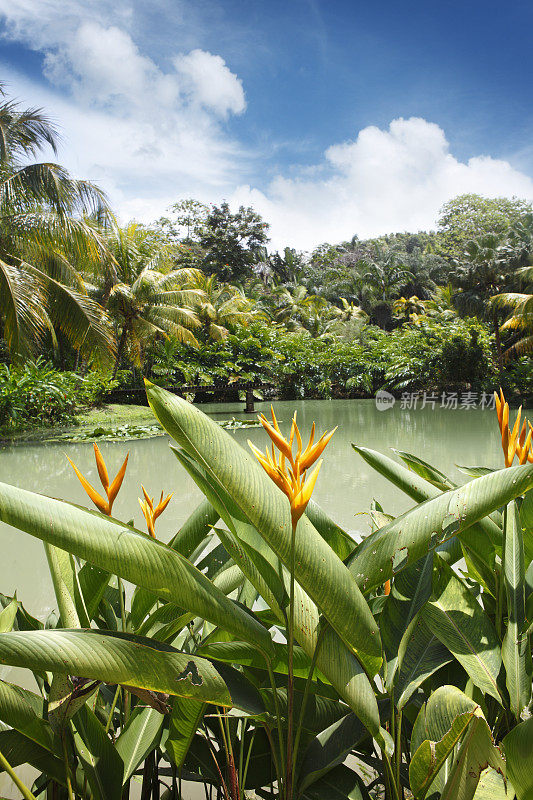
[0,397,503,619]
[0,398,503,795]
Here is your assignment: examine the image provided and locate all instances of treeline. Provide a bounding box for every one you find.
[1,86,533,427]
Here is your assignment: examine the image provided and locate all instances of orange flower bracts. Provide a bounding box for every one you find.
[249,406,336,527]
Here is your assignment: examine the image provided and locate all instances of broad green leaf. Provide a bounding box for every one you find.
[380,553,433,687]
[349,454,531,596]
[394,615,452,710]
[168,498,219,557]
[44,543,84,627]
[166,697,205,771]
[502,501,532,718]
[392,449,454,490]
[77,562,110,621]
[421,563,502,701]
[0,680,54,752]
[0,629,264,713]
[0,728,65,785]
[297,712,368,793]
[503,716,533,800]
[115,706,164,782]
[305,499,356,560]
[473,768,513,799]
[440,714,505,800]
[0,597,18,633]
[0,481,273,656]
[300,763,370,799]
[410,685,478,798]
[72,704,124,800]
[146,382,382,676]
[352,446,501,593]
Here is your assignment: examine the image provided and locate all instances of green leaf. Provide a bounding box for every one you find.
[394,615,452,710]
[166,697,205,771]
[502,501,532,718]
[349,454,529,596]
[0,597,18,633]
[299,763,370,799]
[115,706,164,782]
[305,499,356,560]
[0,629,264,713]
[473,769,513,799]
[421,563,503,701]
[168,498,219,557]
[409,685,478,798]
[146,383,382,676]
[72,704,124,800]
[380,554,433,687]
[392,449,454,490]
[503,716,533,800]
[297,712,368,793]
[439,714,505,800]
[0,481,273,656]
[0,728,65,785]
[0,680,54,752]
[44,543,85,627]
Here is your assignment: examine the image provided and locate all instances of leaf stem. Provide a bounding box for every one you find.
[0,747,37,800]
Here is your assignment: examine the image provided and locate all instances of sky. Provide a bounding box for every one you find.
[1,0,533,250]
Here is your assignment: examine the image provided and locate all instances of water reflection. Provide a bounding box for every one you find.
[0,398,501,619]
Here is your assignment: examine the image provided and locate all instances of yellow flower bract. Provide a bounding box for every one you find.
[249,406,336,527]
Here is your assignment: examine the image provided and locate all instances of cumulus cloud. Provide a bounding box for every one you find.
[1,2,533,250]
[232,117,533,249]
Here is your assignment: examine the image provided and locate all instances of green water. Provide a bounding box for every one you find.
[0,397,502,620]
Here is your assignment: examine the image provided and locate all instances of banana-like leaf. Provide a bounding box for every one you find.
[410,686,478,798]
[72,704,124,800]
[305,499,356,560]
[394,615,452,710]
[77,562,110,622]
[502,501,532,718]
[146,383,382,676]
[421,563,502,701]
[166,697,205,771]
[0,597,18,633]
[348,457,533,595]
[0,680,54,752]
[380,554,433,687]
[503,716,533,800]
[168,498,219,557]
[439,714,505,800]
[44,543,87,627]
[392,449,454,490]
[173,450,380,736]
[0,630,264,713]
[0,728,65,785]
[115,706,164,782]
[473,769,513,799]
[297,711,368,793]
[0,481,273,656]
[299,763,371,799]
[352,446,501,593]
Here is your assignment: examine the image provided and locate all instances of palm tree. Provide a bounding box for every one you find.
[452,234,511,370]
[106,223,204,375]
[0,87,115,365]
[184,272,262,340]
[358,248,414,328]
[490,265,533,358]
[392,295,427,324]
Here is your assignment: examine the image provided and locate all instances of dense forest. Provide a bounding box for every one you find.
[1,87,532,428]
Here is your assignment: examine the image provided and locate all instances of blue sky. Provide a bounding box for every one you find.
[1,0,532,249]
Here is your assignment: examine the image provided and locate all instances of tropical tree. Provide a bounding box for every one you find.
[490,265,533,358]
[392,295,427,324]
[106,223,203,374]
[184,271,263,340]
[199,201,270,282]
[0,87,115,365]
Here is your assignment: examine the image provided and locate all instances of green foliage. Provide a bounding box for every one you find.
[0,360,117,430]
[198,201,270,282]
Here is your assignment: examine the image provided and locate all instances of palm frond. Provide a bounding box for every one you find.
[0,259,48,358]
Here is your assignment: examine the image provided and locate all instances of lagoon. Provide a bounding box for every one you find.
[0,397,502,622]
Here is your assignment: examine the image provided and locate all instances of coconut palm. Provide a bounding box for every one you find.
[106,223,204,375]
[392,295,427,324]
[0,87,115,364]
[184,272,262,340]
[490,265,533,358]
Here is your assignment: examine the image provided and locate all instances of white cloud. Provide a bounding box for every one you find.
[174,49,245,117]
[231,117,533,250]
[1,2,533,251]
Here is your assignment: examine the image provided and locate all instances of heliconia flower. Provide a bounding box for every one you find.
[494,388,533,466]
[138,486,173,538]
[249,406,336,527]
[67,444,129,516]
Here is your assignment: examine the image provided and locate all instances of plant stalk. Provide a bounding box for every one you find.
[0,747,38,800]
